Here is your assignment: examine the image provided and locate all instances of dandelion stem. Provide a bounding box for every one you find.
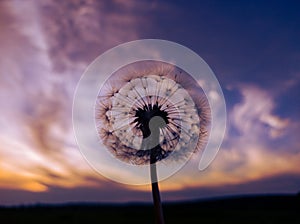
[149,125,165,224]
[150,162,165,224]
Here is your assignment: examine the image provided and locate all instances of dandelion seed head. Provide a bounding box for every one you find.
[95,60,211,165]
[73,39,226,184]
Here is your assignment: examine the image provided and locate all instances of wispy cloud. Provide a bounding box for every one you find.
[0,0,155,192]
[231,85,290,139]
[156,84,300,191]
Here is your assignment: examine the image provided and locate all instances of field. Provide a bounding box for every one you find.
[0,194,299,224]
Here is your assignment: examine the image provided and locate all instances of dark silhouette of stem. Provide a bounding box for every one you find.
[150,155,165,224]
[149,126,165,224]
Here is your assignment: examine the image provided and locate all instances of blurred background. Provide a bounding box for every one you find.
[0,0,300,206]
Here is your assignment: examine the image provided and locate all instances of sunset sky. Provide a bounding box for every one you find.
[1,0,300,205]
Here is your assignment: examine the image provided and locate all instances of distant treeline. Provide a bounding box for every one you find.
[0,194,299,224]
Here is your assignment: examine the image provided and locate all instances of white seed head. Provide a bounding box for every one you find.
[95,61,211,165]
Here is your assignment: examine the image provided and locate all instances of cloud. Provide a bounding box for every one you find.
[37,0,142,72]
[153,84,300,192]
[231,85,290,139]
[0,0,156,192]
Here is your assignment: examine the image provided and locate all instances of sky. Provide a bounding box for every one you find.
[0,0,300,205]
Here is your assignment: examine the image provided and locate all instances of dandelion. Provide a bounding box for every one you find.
[95,60,211,224]
[96,61,210,164]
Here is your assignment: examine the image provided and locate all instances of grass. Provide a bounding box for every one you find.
[0,194,299,224]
